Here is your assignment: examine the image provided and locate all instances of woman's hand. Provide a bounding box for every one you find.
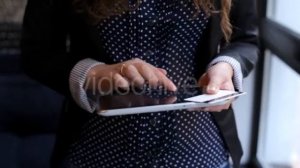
[84,58,177,94]
[198,62,235,112]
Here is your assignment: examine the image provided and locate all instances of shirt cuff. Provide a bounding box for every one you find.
[208,56,243,91]
[69,58,104,113]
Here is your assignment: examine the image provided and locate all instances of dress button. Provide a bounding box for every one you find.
[150,119,157,126]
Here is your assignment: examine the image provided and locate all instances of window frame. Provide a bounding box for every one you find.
[246,0,300,167]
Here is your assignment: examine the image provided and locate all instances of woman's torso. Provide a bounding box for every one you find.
[64,0,229,167]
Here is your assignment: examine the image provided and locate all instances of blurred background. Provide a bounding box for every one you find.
[0,0,299,168]
[0,0,63,168]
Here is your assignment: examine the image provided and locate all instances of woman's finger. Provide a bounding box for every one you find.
[139,64,159,88]
[220,81,235,91]
[113,73,130,90]
[123,59,176,91]
[188,99,233,112]
[122,64,145,87]
[202,100,232,112]
[160,96,177,104]
[203,104,230,112]
[157,68,167,75]
[157,72,177,91]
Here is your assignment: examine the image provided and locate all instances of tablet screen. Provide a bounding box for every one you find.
[98,86,202,111]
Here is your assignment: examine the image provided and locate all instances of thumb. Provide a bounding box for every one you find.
[206,77,223,94]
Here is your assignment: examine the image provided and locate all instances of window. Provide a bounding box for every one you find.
[257,0,300,167]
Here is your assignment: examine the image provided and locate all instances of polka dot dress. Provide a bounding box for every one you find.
[67,0,229,167]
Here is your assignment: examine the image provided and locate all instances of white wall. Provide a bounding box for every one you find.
[272,0,300,34]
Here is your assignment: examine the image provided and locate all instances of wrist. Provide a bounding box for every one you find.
[69,58,104,112]
[85,64,107,90]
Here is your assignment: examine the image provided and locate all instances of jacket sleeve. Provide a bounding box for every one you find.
[21,0,101,96]
[218,0,259,78]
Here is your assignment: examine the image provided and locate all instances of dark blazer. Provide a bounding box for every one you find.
[21,0,259,167]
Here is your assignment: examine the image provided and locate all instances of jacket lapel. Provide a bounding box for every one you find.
[210,1,243,168]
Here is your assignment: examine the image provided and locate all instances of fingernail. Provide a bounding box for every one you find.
[207,86,218,93]
[207,85,217,91]
[170,83,177,91]
[158,68,167,75]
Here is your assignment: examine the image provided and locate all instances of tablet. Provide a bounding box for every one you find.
[95,86,245,117]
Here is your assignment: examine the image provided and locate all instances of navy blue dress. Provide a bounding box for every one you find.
[66,0,229,167]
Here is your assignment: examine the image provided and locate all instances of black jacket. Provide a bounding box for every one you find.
[21,0,259,167]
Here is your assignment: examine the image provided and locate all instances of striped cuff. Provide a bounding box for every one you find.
[69,58,104,113]
[208,56,243,91]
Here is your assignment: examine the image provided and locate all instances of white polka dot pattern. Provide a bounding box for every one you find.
[67,0,229,167]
